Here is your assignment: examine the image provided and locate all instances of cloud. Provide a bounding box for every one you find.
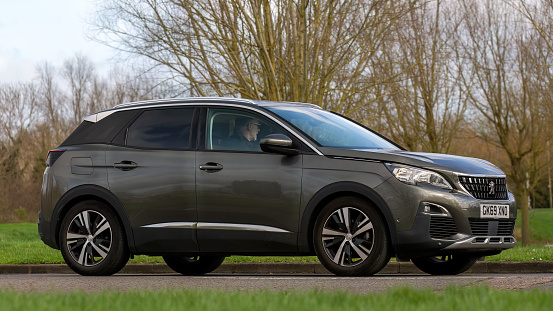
[0,0,115,83]
[0,55,37,83]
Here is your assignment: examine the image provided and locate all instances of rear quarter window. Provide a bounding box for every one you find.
[61,110,139,146]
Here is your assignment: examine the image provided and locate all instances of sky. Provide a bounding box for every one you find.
[0,0,115,83]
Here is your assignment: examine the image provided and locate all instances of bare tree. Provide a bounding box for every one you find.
[373,0,467,153]
[0,83,37,146]
[459,0,549,245]
[0,81,39,205]
[509,0,553,211]
[509,1,553,53]
[36,61,68,144]
[62,54,95,125]
[91,0,415,116]
[36,62,60,124]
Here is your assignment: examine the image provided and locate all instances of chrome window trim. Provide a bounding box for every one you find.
[83,98,324,156]
[141,222,292,233]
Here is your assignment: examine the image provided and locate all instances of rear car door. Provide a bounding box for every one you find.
[106,107,198,254]
[195,107,303,253]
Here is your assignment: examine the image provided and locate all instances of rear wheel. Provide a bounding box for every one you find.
[163,255,226,275]
[59,200,129,276]
[412,254,478,275]
[313,197,391,276]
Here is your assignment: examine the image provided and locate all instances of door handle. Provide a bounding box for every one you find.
[199,162,223,172]
[114,161,138,171]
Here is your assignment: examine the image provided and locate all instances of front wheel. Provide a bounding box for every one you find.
[163,255,226,275]
[313,197,391,276]
[412,254,478,275]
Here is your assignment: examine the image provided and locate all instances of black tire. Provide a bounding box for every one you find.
[59,200,129,276]
[163,255,226,275]
[313,196,391,276]
[412,254,478,275]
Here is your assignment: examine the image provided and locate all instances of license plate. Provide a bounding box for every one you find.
[480,204,509,219]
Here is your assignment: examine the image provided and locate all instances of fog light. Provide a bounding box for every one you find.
[422,203,451,217]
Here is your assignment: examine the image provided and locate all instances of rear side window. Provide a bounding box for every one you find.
[61,110,139,146]
[126,108,194,150]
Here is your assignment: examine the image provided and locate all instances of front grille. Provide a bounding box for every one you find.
[458,176,508,200]
[469,218,515,236]
[430,216,458,239]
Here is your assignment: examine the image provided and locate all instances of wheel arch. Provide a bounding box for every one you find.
[298,182,398,254]
[50,184,136,252]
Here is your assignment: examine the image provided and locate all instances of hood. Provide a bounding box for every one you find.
[317,147,505,176]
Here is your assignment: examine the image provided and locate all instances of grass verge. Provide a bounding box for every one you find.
[1,287,553,311]
[515,208,553,244]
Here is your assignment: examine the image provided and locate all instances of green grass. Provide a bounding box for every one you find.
[0,223,64,264]
[515,208,553,243]
[485,244,553,261]
[1,287,553,310]
[2,209,553,264]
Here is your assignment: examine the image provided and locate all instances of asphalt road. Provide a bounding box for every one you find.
[2,273,553,293]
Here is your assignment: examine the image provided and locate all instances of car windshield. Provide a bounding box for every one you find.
[266,106,400,150]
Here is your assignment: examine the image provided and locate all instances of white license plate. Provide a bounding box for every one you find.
[480,204,509,219]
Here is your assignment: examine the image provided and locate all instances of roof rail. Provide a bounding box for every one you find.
[113,97,257,109]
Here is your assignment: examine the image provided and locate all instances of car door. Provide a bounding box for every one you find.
[195,107,303,253]
[106,107,198,254]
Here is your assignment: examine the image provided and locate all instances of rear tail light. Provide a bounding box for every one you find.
[46,149,65,166]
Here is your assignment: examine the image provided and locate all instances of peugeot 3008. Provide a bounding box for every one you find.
[39,98,517,276]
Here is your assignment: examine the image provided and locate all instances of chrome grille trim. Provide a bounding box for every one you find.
[458,175,508,200]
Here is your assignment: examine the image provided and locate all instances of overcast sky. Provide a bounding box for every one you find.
[0,0,114,83]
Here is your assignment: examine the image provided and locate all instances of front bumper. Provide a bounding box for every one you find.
[392,187,517,259]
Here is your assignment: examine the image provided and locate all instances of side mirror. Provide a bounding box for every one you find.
[259,134,300,156]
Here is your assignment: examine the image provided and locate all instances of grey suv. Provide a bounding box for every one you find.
[39,98,517,276]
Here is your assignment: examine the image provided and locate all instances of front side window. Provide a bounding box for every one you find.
[206,108,286,152]
[127,108,194,149]
[266,106,399,150]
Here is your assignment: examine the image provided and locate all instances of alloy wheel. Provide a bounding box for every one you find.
[65,210,112,267]
[321,207,375,267]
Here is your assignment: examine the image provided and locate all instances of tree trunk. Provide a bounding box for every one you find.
[518,185,530,246]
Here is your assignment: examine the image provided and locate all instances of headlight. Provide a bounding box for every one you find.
[385,163,452,190]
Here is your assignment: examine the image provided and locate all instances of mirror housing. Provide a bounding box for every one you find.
[260,134,300,156]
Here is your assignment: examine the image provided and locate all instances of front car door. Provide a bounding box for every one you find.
[195,106,302,253]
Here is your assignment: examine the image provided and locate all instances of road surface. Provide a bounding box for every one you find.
[2,273,553,293]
